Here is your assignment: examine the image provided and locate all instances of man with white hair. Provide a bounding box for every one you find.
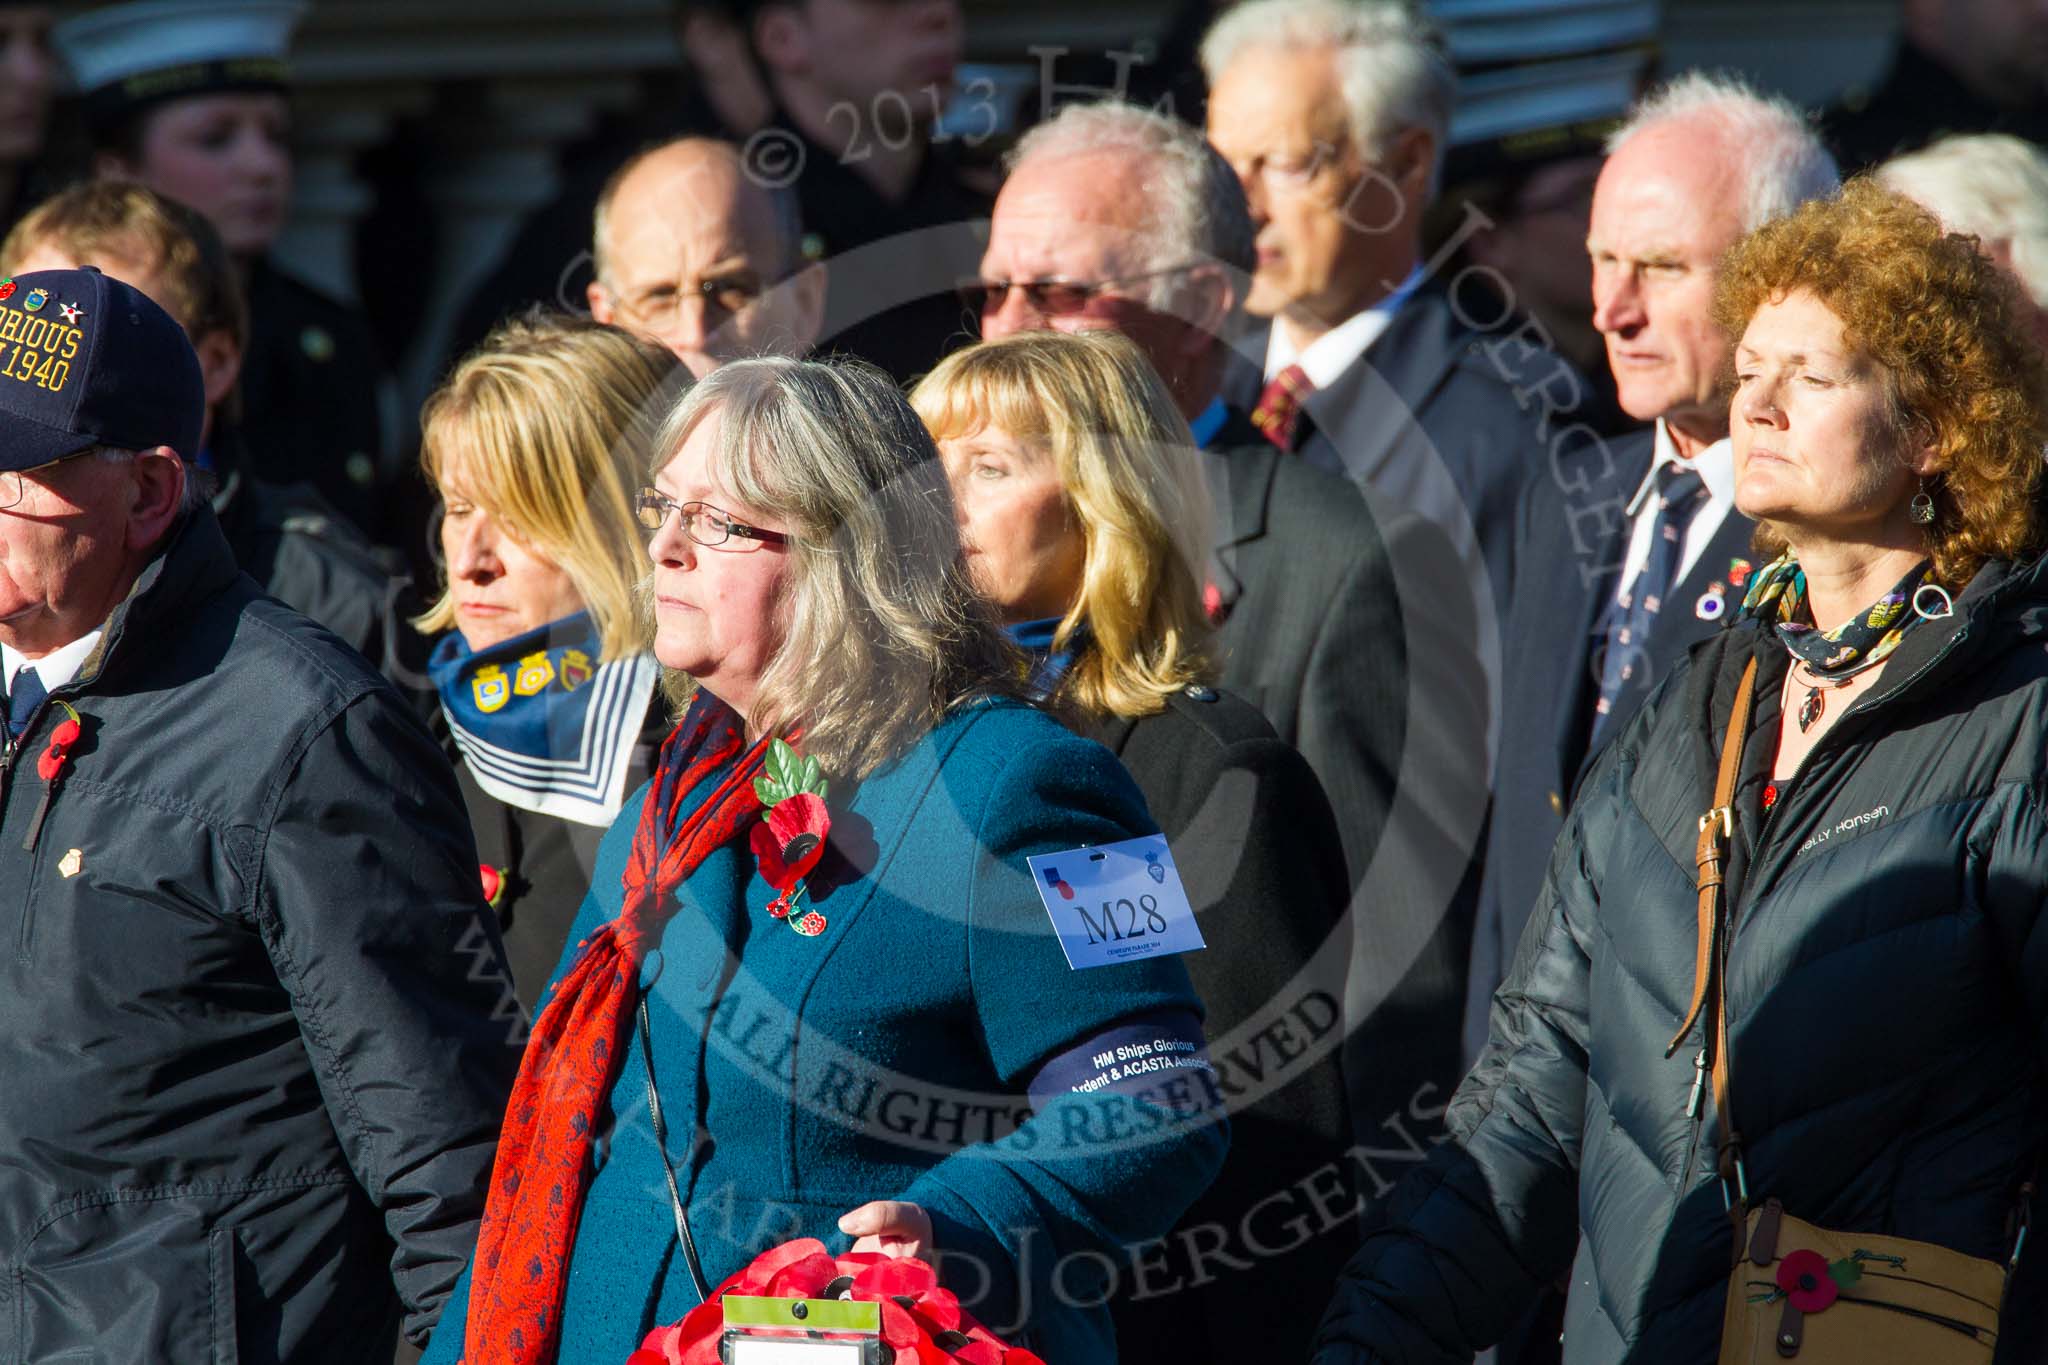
[1468,61,1839,1172]
[1881,132,2048,350]
[1203,0,1560,615]
[977,97,1491,1365]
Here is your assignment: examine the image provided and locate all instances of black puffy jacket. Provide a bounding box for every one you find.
[0,508,520,1361]
[1315,549,2048,1363]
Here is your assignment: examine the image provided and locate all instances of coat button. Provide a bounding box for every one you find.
[1184,685,1218,702]
[1548,791,1564,815]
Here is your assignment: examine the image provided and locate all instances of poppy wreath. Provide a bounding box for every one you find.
[750,738,833,937]
[625,1238,1047,1365]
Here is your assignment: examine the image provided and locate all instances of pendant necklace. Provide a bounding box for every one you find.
[1788,657,1874,733]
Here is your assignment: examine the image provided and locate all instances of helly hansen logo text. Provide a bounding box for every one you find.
[1798,805,1890,855]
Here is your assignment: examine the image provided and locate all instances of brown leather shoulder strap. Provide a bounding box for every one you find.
[1666,658,1760,1057]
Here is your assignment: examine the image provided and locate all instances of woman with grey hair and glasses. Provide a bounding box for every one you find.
[421,355,1228,1365]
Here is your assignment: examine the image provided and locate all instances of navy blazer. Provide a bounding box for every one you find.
[1465,426,1757,1057]
[1228,280,1579,619]
[1202,412,1494,1166]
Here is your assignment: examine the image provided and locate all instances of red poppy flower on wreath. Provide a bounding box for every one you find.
[624,1238,1048,1365]
[1776,1249,1840,1312]
[36,702,81,782]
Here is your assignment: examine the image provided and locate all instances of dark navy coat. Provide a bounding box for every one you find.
[0,508,519,1361]
[1317,548,2048,1362]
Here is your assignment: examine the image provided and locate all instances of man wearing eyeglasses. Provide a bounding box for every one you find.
[588,136,825,379]
[0,266,518,1359]
[1203,0,1563,624]
[978,98,1493,1365]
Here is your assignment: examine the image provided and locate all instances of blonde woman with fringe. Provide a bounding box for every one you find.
[410,309,683,1009]
[912,328,1360,1365]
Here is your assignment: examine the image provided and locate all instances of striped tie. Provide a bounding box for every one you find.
[1251,363,1314,450]
[1591,465,1708,738]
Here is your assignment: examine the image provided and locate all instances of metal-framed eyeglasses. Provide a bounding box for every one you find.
[959,262,1202,318]
[1,450,98,511]
[634,489,791,549]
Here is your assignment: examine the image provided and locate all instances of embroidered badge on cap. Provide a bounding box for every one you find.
[1028,833,1206,970]
[23,288,47,312]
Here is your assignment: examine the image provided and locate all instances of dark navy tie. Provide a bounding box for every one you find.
[7,664,45,742]
[1593,465,1708,737]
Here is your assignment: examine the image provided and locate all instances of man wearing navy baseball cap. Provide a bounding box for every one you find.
[0,266,519,1356]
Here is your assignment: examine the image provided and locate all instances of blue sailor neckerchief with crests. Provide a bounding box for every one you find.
[428,611,659,827]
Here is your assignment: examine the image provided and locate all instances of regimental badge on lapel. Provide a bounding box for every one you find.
[58,848,82,878]
[1728,558,1753,588]
[472,664,510,713]
[513,651,556,697]
[558,649,593,692]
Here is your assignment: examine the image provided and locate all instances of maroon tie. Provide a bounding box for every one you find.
[1251,363,1314,450]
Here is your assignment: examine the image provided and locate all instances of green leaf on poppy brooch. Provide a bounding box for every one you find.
[755,737,828,807]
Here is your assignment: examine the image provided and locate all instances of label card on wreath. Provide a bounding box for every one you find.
[722,1296,883,1365]
[1026,833,1207,970]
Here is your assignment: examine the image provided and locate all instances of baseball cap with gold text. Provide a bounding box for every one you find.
[0,267,205,472]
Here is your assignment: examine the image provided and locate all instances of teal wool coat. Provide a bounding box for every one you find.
[423,699,1229,1363]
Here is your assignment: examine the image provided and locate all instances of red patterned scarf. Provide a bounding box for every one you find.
[462,694,770,1364]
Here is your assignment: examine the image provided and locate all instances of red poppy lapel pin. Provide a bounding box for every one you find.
[20,700,83,854]
[36,700,81,782]
[752,738,833,937]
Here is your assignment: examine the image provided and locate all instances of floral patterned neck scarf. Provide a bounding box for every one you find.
[1737,550,1935,677]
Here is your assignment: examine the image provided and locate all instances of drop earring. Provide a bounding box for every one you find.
[1909,478,1936,525]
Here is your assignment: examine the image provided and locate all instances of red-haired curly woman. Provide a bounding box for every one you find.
[1314,179,2048,1362]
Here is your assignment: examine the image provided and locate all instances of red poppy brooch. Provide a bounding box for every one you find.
[17,699,83,850]
[751,738,832,937]
[37,700,81,782]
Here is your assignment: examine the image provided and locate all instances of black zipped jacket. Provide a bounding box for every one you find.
[0,508,520,1361]
[1314,548,2048,1363]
